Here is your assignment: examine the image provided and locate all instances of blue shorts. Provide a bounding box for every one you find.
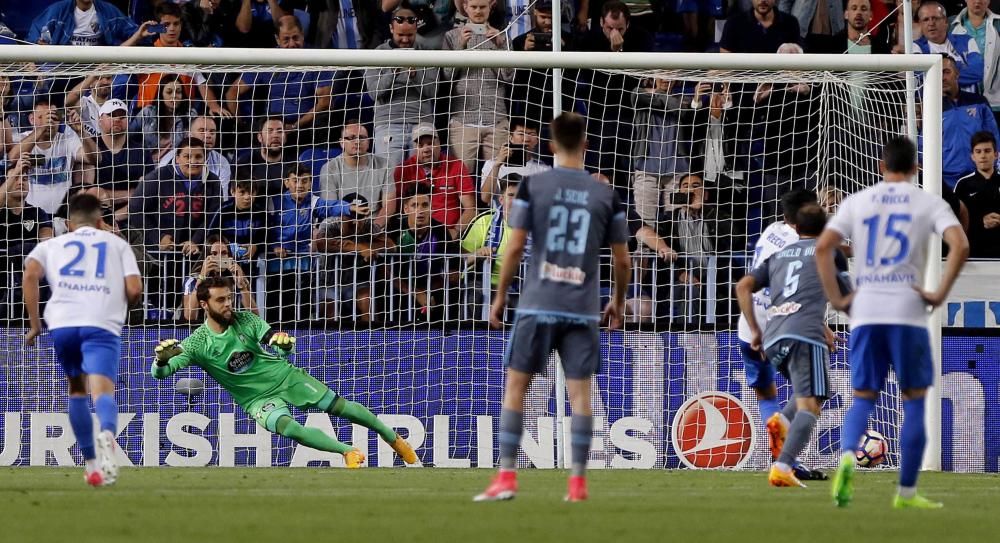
[848,324,933,392]
[50,327,122,381]
[739,340,774,389]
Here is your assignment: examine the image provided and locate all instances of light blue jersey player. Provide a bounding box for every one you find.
[817,136,969,509]
[23,194,143,487]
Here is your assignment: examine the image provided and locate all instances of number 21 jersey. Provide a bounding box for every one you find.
[826,182,959,328]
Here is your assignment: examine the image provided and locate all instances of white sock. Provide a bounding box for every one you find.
[85,458,98,472]
[774,461,792,472]
[898,485,917,499]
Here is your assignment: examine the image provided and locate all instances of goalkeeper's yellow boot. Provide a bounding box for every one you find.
[766,413,789,461]
[769,465,807,488]
[893,494,944,510]
[390,433,418,465]
[343,449,365,469]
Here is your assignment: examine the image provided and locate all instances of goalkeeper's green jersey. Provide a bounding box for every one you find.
[151,311,297,409]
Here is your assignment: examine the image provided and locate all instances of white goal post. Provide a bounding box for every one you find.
[0,45,945,470]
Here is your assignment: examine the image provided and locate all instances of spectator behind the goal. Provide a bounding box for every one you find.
[27,0,154,46]
[0,156,54,321]
[576,2,652,183]
[197,175,270,266]
[479,118,549,205]
[234,0,292,47]
[676,0,726,51]
[132,74,192,163]
[314,195,393,322]
[630,77,689,228]
[365,6,440,169]
[318,120,396,230]
[266,163,368,323]
[954,130,1000,257]
[393,123,477,238]
[752,42,822,213]
[938,55,1000,188]
[176,0,231,47]
[950,0,1000,120]
[8,97,97,215]
[806,0,892,54]
[135,3,228,116]
[462,174,524,312]
[783,0,844,40]
[685,80,748,190]
[720,0,801,53]
[127,137,223,257]
[913,2,984,92]
[65,73,115,140]
[386,183,462,322]
[182,234,256,322]
[381,0,455,49]
[234,116,290,198]
[441,0,515,173]
[311,0,387,48]
[654,173,738,319]
[226,16,335,148]
[92,99,149,214]
[509,2,576,125]
[159,116,233,197]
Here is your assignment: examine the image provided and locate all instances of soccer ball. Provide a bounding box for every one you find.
[855,429,887,467]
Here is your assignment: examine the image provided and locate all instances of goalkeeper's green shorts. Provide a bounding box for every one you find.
[246,369,338,432]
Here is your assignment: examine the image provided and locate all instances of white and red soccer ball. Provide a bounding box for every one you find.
[856,429,887,467]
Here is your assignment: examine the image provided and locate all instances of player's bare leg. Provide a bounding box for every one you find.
[564,377,592,502]
[474,368,531,502]
[66,375,102,487]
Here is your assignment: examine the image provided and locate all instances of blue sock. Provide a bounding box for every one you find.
[68,396,95,461]
[840,397,877,454]
[94,394,118,435]
[758,397,780,424]
[900,397,927,488]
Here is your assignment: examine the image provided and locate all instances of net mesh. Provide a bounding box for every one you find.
[0,56,921,470]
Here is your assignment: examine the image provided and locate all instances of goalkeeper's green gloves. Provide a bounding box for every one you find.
[154,338,183,366]
[268,332,296,352]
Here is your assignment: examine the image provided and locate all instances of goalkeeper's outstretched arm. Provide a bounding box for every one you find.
[151,339,194,379]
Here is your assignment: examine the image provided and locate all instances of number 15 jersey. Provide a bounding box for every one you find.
[826,181,959,328]
[508,168,630,320]
[27,226,140,335]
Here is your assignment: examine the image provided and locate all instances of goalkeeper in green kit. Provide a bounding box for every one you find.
[151,275,417,468]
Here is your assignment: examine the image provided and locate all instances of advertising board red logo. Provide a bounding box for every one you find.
[671,392,755,469]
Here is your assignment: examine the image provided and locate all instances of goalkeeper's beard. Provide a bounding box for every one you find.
[207,306,235,326]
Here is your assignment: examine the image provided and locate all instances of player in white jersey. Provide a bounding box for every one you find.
[737,189,827,480]
[817,137,969,509]
[23,193,143,487]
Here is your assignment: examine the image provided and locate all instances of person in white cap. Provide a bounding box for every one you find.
[94,98,149,213]
[392,122,476,238]
[66,72,116,139]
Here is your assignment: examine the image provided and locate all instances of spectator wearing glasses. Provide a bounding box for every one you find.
[318,120,396,230]
[365,6,440,168]
[913,2,984,92]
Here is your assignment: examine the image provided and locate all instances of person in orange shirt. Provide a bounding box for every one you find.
[135,3,228,118]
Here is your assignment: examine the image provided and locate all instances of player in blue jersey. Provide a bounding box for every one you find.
[817,136,969,509]
[474,113,632,503]
[23,193,144,486]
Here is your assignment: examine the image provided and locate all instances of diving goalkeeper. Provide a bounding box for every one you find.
[151,275,417,468]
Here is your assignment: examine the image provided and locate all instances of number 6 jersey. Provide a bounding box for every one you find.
[27,226,140,335]
[826,181,960,328]
[508,168,630,320]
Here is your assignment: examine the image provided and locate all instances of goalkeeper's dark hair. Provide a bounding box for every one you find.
[196,275,234,302]
[882,136,918,174]
[550,112,587,151]
[68,193,103,225]
[795,204,827,237]
[780,188,818,225]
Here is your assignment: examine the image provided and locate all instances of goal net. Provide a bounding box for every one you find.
[0,46,948,471]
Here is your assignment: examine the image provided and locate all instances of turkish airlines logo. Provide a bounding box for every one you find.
[671,392,755,469]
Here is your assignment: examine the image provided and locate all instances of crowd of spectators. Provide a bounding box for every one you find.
[1,0,1000,327]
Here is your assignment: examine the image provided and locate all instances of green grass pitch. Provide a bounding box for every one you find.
[1,468,996,543]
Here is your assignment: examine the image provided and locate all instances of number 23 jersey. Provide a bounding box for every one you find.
[826,181,960,328]
[508,168,630,319]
